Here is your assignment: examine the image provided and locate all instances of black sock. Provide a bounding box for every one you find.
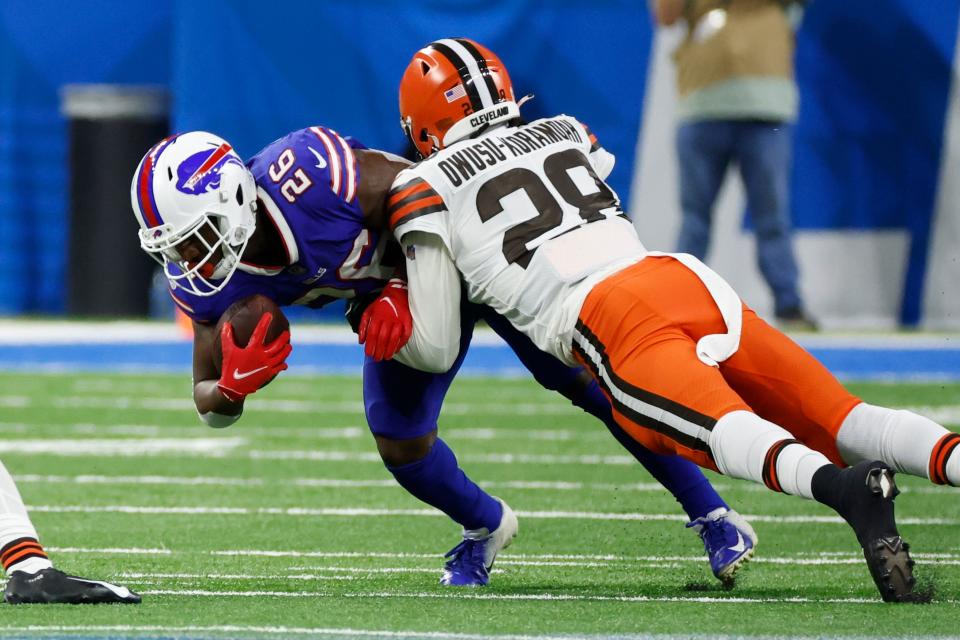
[810,464,842,511]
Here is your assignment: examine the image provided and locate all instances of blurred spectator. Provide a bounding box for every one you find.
[654,0,816,330]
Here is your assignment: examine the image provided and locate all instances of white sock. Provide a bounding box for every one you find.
[0,461,52,575]
[836,402,959,484]
[710,410,830,500]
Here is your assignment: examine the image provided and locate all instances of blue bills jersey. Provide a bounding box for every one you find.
[169,127,394,324]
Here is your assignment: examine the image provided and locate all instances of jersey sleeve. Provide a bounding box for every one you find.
[565,117,616,181]
[386,170,451,247]
[392,230,462,373]
[303,126,360,204]
[169,284,219,325]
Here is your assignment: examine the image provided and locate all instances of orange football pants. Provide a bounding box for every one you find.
[572,256,860,471]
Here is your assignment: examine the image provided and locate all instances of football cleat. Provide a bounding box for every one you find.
[440,498,518,587]
[687,507,757,584]
[831,461,920,603]
[4,568,141,605]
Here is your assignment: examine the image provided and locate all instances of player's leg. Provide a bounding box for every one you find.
[722,306,960,486]
[675,120,733,259]
[734,121,805,320]
[479,304,756,581]
[573,258,917,600]
[480,305,730,516]
[363,306,515,586]
[0,460,140,604]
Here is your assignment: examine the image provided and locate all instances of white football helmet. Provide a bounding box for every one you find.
[130,131,258,296]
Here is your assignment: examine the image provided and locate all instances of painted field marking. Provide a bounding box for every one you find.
[3,394,578,416]
[17,473,267,487]
[0,624,777,640]
[0,421,598,443]
[248,450,638,465]
[27,504,960,525]
[43,546,960,569]
[131,588,922,605]
[13,471,959,496]
[0,437,246,456]
[48,547,172,555]
[13,473,686,493]
[3,391,959,423]
[115,572,356,581]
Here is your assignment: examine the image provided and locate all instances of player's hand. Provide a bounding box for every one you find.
[358,278,413,361]
[217,313,292,402]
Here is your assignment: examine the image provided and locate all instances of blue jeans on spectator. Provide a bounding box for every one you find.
[676,119,802,316]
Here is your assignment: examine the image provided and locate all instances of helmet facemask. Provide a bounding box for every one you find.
[139,211,251,297]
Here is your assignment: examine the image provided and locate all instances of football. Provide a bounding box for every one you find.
[212,294,290,375]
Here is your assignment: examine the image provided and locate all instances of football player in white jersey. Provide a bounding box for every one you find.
[0,459,140,604]
[387,38,960,603]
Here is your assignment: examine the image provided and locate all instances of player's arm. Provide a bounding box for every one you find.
[392,230,461,373]
[190,320,245,427]
[354,149,411,232]
[578,121,616,181]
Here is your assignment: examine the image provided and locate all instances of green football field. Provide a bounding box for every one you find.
[0,370,958,638]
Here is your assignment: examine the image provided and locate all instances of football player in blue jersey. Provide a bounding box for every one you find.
[130,128,757,587]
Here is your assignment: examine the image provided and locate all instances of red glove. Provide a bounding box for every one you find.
[217,313,292,402]
[358,278,413,361]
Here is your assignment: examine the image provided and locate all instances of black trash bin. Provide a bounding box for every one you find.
[61,84,169,317]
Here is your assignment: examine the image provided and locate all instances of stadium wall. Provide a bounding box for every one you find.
[0,1,958,328]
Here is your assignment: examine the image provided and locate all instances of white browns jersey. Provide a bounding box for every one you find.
[388,115,648,364]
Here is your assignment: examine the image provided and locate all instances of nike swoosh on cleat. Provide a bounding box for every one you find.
[233,366,268,380]
[728,531,746,553]
[74,578,133,599]
[307,146,327,170]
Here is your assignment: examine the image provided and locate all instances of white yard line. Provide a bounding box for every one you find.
[0,625,760,640]
[131,588,904,605]
[47,546,172,555]
[6,390,959,424]
[17,473,267,487]
[115,572,356,581]
[248,450,638,465]
[44,546,960,567]
[0,437,245,456]
[25,504,960,525]
[13,471,959,495]
[0,394,580,416]
[15,475,671,492]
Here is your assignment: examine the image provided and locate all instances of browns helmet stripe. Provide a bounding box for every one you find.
[455,38,501,104]
[439,38,496,107]
[429,41,485,113]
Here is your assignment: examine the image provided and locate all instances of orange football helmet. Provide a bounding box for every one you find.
[399,38,519,158]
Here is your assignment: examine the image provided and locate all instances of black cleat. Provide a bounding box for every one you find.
[833,462,918,603]
[4,568,141,604]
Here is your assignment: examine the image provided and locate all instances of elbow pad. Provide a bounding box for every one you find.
[199,410,242,429]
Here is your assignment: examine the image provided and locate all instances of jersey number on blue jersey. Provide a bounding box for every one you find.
[269,148,314,203]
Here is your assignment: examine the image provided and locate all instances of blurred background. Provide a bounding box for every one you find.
[1,0,958,328]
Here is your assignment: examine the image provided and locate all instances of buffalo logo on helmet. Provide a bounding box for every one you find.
[175,143,243,196]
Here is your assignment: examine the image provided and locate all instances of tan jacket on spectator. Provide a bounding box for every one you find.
[674,0,794,98]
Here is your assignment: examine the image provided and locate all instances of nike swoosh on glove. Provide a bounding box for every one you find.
[358,278,413,361]
[218,312,292,402]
